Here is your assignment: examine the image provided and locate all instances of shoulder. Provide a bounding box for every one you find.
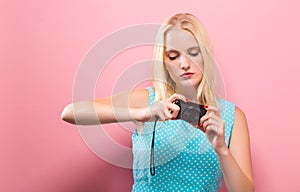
[217,98,249,137]
[129,88,149,98]
[230,105,250,151]
[217,98,235,121]
[217,99,245,120]
[218,98,235,110]
[220,99,248,134]
[233,106,248,129]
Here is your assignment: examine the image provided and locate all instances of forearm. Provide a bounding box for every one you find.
[61,101,148,125]
[218,149,255,192]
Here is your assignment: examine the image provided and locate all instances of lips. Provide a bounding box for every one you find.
[180,72,194,78]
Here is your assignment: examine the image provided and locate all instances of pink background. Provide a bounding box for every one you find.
[1,0,300,191]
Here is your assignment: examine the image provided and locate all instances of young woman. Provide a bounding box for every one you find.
[61,13,255,191]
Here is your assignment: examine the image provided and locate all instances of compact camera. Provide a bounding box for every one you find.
[173,99,207,124]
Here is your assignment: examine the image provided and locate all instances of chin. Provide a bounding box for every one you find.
[178,81,199,90]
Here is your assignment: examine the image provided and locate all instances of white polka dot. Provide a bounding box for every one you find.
[131,88,235,191]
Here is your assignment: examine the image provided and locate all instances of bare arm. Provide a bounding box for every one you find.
[200,106,254,191]
[219,107,255,191]
[61,89,149,125]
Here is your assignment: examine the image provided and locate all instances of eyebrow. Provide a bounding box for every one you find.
[165,50,179,55]
[165,46,200,52]
[187,46,200,52]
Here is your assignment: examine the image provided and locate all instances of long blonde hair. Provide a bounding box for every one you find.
[152,13,218,106]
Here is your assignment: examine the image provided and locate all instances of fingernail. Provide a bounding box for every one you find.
[204,105,208,108]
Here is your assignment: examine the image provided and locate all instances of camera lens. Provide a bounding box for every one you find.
[182,107,200,124]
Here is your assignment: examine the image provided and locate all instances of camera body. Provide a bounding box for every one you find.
[173,99,207,124]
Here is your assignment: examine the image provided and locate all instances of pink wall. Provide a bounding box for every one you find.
[1,0,300,191]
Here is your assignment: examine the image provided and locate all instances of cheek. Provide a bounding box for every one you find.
[165,63,179,79]
[191,57,204,72]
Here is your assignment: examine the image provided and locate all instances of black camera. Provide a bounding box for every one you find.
[173,99,207,124]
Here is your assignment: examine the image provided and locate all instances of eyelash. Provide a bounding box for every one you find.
[168,52,199,60]
[169,55,179,60]
[189,52,199,57]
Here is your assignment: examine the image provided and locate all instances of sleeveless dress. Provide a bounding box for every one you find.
[132,87,235,192]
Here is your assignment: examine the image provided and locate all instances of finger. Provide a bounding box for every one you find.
[205,124,224,137]
[158,101,177,120]
[153,103,165,121]
[199,112,215,126]
[162,105,173,120]
[167,93,187,102]
[205,125,219,145]
[203,111,222,123]
[166,102,180,118]
[202,118,220,128]
[191,123,206,132]
[157,111,166,121]
[204,105,221,117]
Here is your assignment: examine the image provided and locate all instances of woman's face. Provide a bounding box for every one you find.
[164,29,204,90]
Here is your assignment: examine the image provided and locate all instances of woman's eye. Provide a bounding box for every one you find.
[169,55,178,60]
[189,52,199,57]
[166,51,180,61]
[188,47,201,57]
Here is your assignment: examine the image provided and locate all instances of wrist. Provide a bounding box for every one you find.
[130,107,151,122]
[216,146,230,158]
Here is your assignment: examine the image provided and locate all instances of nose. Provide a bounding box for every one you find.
[179,54,190,70]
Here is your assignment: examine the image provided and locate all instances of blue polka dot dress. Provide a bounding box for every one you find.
[132,87,235,192]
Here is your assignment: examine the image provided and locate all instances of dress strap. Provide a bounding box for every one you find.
[218,98,235,147]
[146,87,155,106]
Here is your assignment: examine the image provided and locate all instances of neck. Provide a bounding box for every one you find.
[175,85,198,103]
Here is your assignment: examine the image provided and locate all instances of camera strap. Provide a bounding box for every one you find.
[150,116,159,176]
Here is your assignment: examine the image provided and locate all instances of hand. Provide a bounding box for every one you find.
[199,106,228,155]
[146,93,187,122]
